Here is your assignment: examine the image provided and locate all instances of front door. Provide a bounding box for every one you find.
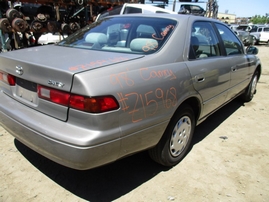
[186,21,231,118]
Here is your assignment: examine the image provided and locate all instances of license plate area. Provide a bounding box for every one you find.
[15,78,38,104]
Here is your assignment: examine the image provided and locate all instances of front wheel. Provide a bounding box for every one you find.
[149,104,195,167]
[241,71,259,102]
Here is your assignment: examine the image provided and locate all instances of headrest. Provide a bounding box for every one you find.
[191,36,199,46]
[130,38,158,53]
[191,36,199,51]
[85,33,108,44]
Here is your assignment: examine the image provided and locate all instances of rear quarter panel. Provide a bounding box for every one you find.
[71,56,196,156]
[70,16,204,156]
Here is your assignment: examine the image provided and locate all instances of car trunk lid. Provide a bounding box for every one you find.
[0,45,143,121]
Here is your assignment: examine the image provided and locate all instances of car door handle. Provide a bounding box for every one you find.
[195,75,205,82]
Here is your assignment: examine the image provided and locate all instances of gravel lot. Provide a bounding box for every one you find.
[0,46,269,202]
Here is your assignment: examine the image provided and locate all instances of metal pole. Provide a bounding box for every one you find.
[172,0,176,12]
[0,9,7,52]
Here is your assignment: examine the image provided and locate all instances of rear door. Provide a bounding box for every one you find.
[186,21,230,118]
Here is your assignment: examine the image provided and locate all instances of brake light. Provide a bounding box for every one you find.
[0,71,16,86]
[70,95,119,113]
[38,85,70,106]
[38,85,119,113]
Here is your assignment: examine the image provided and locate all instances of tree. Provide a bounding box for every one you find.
[250,14,269,24]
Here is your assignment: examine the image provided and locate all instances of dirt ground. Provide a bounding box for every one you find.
[1,46,269,202]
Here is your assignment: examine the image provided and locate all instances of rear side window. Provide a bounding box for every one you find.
[123,7,142,14]
[215,23,244,56]
[189,21,221,60]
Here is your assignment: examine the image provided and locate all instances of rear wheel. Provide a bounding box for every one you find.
[149,104,195,167]
[252,37,257,45]
[241,71,258,102]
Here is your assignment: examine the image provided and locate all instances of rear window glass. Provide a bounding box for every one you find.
[58,16,177,55]
[123,7,142,14]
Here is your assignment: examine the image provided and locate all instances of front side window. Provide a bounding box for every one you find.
[215,23,244,56]
[58,16,177,55]
[189,21,221,60]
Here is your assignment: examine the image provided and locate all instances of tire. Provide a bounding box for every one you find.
[149,104,195,167]
[12,18,28,32]
[6,9,20,22]
[252,37,257,45]
[0,18,12,33]
[241,71,258,102]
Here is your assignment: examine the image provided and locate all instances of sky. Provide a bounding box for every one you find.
[164,0,268,17]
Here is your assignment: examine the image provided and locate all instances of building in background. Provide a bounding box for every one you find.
[217,12,236,24]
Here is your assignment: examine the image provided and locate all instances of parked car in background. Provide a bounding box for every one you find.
[250,26,269,45]
[38,32,67,45]
[228,24,239,31]
[234,30,255,46]
[236,24,252,32]
[95,3,176,21]
[249,24,266,32]
[178,4,205,16]
[0,14,261,170]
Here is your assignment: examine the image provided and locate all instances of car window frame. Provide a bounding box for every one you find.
[213,22,245,56]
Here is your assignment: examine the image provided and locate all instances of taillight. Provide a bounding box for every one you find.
[70,95,119,113]
[0,71,16,86]
[38,85,70,106]
[38,85,119,113]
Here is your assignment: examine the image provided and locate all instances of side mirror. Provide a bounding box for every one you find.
[246,46,258,55]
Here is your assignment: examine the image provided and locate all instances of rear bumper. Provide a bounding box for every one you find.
[0,91,120,170]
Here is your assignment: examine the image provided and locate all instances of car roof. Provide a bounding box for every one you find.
[107,13,220,23]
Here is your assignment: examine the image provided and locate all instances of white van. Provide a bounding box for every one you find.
[95,3,176,21]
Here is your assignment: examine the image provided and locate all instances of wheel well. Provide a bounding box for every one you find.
[173,97,201,124]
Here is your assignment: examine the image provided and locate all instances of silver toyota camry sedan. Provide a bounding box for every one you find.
[0,14,261,170]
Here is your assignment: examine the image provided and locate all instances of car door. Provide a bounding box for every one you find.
[186,21,230,118]
[215,23,251,100]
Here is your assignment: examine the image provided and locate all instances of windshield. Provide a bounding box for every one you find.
[58,16,177,55]
[236,25,250,31]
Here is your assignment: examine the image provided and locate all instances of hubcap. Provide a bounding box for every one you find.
[170,116,192,157]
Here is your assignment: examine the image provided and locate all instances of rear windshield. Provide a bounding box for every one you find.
[58,16,177,55]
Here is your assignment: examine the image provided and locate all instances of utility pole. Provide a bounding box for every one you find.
[205,0,218,19]
[0,9,7,52]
